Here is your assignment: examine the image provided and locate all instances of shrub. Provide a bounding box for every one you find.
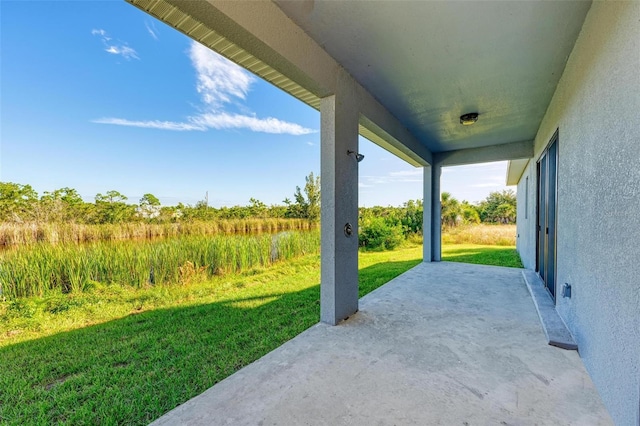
[359,217,405,250]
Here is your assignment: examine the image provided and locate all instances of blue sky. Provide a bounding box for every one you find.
[1,1,513,207]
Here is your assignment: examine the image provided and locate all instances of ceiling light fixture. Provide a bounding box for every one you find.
[347,150,365,162]
[460,112,479,126]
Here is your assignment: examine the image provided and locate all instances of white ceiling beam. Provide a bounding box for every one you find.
[434,140,533,167]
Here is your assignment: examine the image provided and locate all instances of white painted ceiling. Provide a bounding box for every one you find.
[275,0,592,153]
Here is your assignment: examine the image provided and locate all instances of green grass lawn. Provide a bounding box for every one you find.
[0,244,521,425]
[442,244,523,268]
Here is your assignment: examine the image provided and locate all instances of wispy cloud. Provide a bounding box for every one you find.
[361,168,423,185]
[389,169,422,177]
[145,21,158,40]
[92,118,201,131]
[189,43,254,110]
[91,29,108,38]
[104,45,138,60]
[92,28,139,60]
[93,41,314,136]
[92,114,311,135]
[469,174,505,188]
[192,113,314,135]
[470,182,504,188]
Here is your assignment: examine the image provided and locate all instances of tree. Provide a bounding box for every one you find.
[478,190,517,224]
[267,204,287,218]
[94,190,131,223]
[139,193,160,207]
[285,172,321,220]
[39,187,85,222]
[495,202,516,224]
[400,199,423,234]
[138,193,161,220]
[248,198,267,218]
[180,200,217,221]
[96,190,127,204]
[0,182,38,222]
[440,192,461,228]
[460,201,480,224]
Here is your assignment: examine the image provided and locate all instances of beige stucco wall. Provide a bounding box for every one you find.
[516,2,640,424]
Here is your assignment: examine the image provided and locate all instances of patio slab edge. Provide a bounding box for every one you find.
[521,270,578,350]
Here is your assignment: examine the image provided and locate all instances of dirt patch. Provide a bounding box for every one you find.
[42,374,77,391]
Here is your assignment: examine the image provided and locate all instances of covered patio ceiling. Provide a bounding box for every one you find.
[129,0,591,165]
[276,1,591,154]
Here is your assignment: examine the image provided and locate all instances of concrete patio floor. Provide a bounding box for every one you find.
[151,262,611,425]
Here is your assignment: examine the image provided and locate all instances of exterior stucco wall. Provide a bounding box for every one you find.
[515,2,640,424]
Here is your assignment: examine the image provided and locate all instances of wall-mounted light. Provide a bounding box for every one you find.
[460,112,479,126]
[347,150,365,162]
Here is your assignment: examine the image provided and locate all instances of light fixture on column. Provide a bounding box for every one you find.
[460,112,479,126]
[347,150,365,162]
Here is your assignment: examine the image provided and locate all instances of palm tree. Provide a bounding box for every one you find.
[440,192,461,228]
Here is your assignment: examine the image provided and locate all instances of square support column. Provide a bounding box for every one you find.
[430,163,442,261]
[320,81,360,325]
[423,165,433,262]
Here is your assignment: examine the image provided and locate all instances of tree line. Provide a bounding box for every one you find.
[0,173,515,228]
[355,190,516,250]
[0,173,321,224]
[441,190,517,226]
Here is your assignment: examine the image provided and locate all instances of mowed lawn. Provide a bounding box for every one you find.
[0,244,521,425]
[442,244,523,268]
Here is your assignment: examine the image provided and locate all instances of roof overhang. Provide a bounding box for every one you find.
[506,159,530,186]
[127,0,433,166]
[127,0,591,169]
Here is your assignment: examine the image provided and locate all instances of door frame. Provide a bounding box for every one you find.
[536,129,559,300]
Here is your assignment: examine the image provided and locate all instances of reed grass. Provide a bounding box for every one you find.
[0,219,317,247]
[0,231,320,299]
[0,247,424,425]
[0,224,517,300]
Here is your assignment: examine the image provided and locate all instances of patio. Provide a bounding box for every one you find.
[151,262,610,425]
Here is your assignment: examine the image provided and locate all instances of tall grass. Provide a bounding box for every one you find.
[442,224,516,246]
[0,224,517,299]
[0,219,317,247]
[0,231,320,299]
[0,247,423,425]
